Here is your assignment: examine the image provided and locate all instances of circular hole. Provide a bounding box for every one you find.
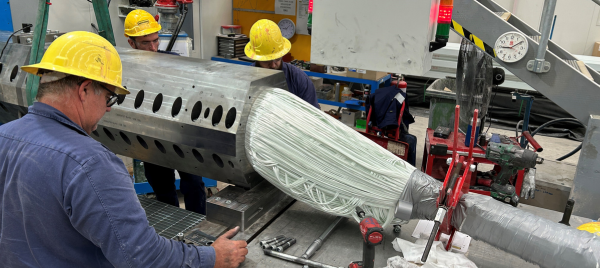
[173,145,185,158]
[191,101,202,121]
[225,107,236,129]
[0,102,8,113]
[204,107,210,118]
[116,94,126,105]
[228,161,234,168]
[103,127,115,141]
[207,241,213,246]
[137,136,148,149]
[213,154,224,168]
[212,105,223,126]
[92,130,100,137]
[172,97,182,117]
[192,149,204,163]
[119,132,131,145]
[154,140,166,154]
[192,85,195,88]
[134,90,144,109]
[152,93,163,113]
[10,65,19,82]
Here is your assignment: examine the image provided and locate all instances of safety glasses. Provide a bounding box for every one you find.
[78,79,119,107]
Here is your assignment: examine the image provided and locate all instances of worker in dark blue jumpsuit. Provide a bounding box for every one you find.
[125,9,206,214]
[245,19,319,108]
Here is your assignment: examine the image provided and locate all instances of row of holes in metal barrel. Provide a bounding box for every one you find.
[119,88,239,129]
[93,127,235,169]
[0,66,239,128]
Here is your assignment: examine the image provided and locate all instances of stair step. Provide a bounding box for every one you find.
[566,59,593,80]
[494,11,512,21]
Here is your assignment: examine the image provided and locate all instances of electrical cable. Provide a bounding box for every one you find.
[245,88,416,227]
[529,118,586,161]
[485,91,497,134]
[0,26,33,63]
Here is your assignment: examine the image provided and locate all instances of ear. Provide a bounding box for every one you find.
[77,79,93,102]
[127,38,136,49]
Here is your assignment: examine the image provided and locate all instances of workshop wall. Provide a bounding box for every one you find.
[233,0,312,61]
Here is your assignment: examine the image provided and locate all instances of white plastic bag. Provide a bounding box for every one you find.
[391,238,477,268]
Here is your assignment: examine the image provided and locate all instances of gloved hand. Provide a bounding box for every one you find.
[521,168,536,199]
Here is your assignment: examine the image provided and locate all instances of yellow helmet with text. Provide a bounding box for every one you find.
[21,31,129,95]
[245,19,291,61]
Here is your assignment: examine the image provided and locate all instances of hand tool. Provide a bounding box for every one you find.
[485,136,543,206]
[276,238,297,252]
[259,235,285,248]
[263,249,344,268]
[301,216,345,268]
[348,207,383,268]
[262,236,289,249]
[271,237,294,250]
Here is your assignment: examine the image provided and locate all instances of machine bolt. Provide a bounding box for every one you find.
[469,165,476,172]
[214,197,221,201]
[446,158,452,165]
[225,200,232,204]
[175,232,185,242]
[26,38,32,44]
[53,35,59,40]
[393,225,401,233]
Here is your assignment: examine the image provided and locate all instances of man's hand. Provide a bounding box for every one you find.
[212,227,248,268]
[521,168,536,200]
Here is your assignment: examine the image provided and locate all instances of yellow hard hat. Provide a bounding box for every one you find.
[21,31,129,95]
[245,19,291,61]
[578,222,600,236]
[124,9,161,38]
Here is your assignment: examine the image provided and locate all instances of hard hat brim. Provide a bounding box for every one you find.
[244,38,292,61]
[124,26,162,38]
[22,63,130,95]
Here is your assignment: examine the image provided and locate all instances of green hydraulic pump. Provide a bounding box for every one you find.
[485,134,543,206]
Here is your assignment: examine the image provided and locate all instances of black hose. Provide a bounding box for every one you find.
[528,118,586,161]
[166,4,188,52]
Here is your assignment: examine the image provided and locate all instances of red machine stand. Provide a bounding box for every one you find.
[422,128,524,197]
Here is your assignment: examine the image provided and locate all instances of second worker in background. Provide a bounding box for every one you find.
[124,10,207,214]
[245,19,320,108]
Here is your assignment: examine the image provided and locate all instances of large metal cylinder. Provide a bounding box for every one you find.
[0,43,287,188]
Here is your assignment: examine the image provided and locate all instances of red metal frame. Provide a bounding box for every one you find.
[360,100,409,160]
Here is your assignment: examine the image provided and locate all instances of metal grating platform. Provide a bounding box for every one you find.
[138,196,206,240]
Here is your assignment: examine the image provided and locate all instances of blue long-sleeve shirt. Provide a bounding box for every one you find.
[251,61,320,108]
[0,102,215,268]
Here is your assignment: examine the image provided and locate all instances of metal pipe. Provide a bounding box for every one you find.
[300,216,345,267]
[534,0,557,70]
[446,150,486,159]
[263,249,344,268]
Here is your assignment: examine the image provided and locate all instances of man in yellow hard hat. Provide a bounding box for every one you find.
[245,19,319,108]
[124,9,177,55]
[0,31,247,268]
[125,9,208,215]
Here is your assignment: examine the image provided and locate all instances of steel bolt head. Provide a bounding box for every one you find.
[26,38,32,44]
[214,197,221,201]
[225,200,232,204]
[446,158,452,165]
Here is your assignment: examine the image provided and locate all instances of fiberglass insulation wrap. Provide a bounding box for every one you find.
[245,88,417,227]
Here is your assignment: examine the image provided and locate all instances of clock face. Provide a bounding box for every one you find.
[495,32,528,63]
[278,18,296,39]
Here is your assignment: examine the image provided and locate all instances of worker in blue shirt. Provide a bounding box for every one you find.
[245,19,320,108]
[0,31,247,268]
[125,9,207,214]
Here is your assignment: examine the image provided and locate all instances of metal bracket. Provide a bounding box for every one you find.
[527,59,551,73]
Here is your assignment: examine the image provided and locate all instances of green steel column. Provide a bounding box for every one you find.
[92,0,116,46]
[25,0,51,106]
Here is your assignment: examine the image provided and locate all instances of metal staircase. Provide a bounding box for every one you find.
[452,0,600,125]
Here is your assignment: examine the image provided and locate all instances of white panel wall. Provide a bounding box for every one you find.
[197,0,233,59]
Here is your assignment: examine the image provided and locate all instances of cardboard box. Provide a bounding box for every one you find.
[593,42,600,57]
[346,69,388,80]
